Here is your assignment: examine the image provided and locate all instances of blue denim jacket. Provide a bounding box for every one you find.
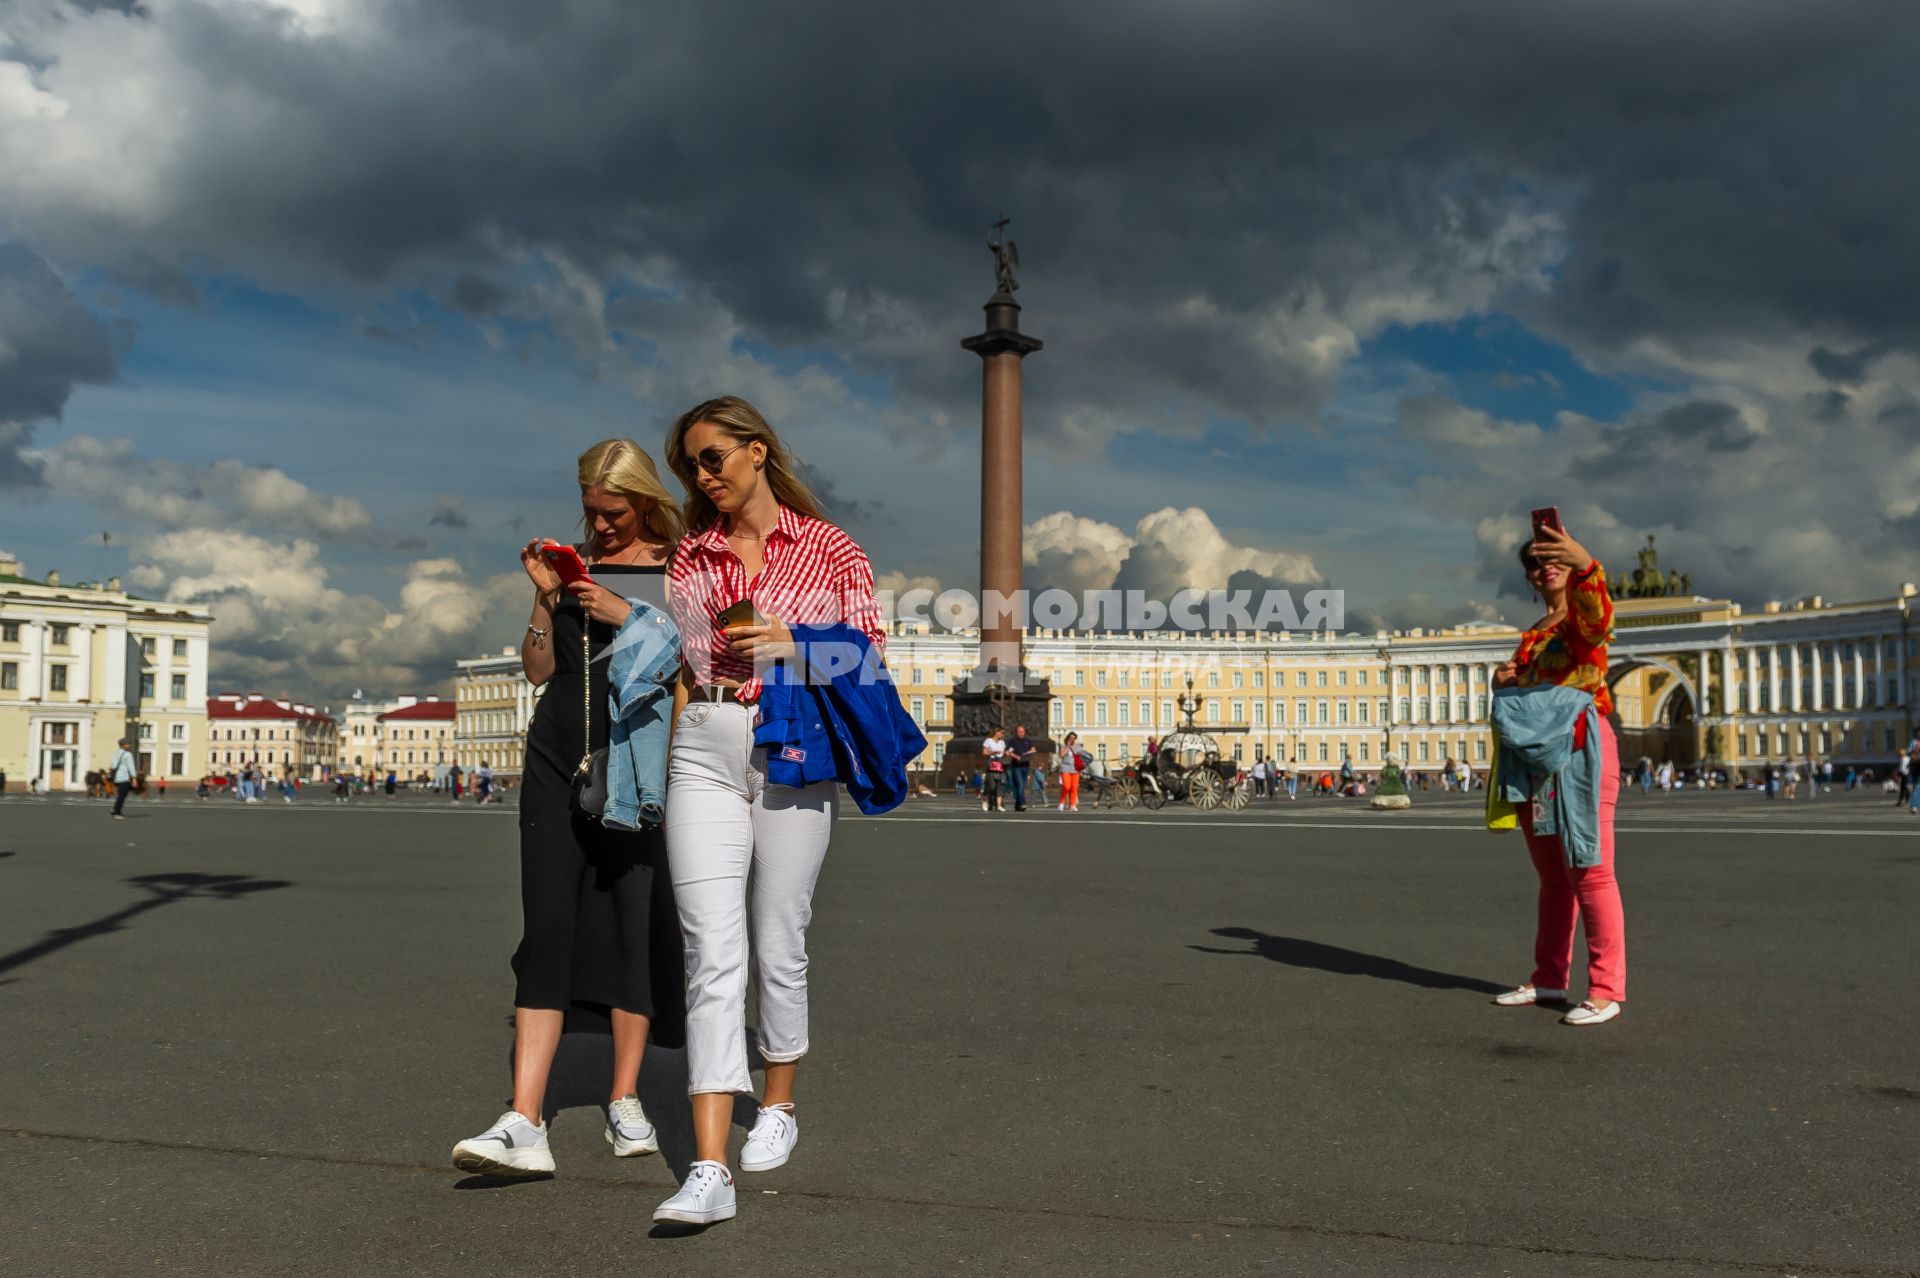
[602,598,682,831]
[1489,684,1603,867]
[752,623,928,816]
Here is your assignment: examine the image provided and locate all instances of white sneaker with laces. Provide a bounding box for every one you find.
[1491,984,1567,1006]
[739,1104,798,1172]
[1562,1000,1622,1026]
[653,1160,736,1225]
[451,1109,554,1177]
[604,1095,658,1157]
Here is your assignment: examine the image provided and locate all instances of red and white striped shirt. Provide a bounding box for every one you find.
[668,504,886,703]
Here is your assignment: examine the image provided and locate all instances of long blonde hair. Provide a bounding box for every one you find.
[577,439,686,551]
[665,395,828,534]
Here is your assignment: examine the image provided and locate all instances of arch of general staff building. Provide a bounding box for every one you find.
[1605,587,1916,775]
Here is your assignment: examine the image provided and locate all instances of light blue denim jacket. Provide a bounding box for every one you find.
[602,598,682,831]
[1489,684,1603,867]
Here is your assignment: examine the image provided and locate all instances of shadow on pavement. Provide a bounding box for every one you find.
[0,872,293,980]
[1190,926,1506,994]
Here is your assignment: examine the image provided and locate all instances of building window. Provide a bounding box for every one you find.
[1253,671,1263,688]
[1231,671,1243,688]
[1,622,17,643]
[51,624,70,646]
[170,751,185,775]
[1359,740,1370,762]
[141,637,156,658]
[49,665,68,692]
[1118,700,1131,727]
[1207,671,1219,689]
[1336,701,1349,725]
[1271,699,1285,725]
[1357,670,1369,686]
[0,662,14,691]
[140,673,155,698]
[1418,739,1430,762]
[1357,700,1370,724]
[1073,699,1087,726]
[1475,739,1488,761]
[1095,670,1107,688]
[1118,670,1130,688]
[1074,670,1085,687]
[1051,701,1063,725]
[1316,670,1328,687]
[1295,699,1308,724]
[1456,697,1468,721]
[1336,670,1348,686]
[1317,740,1329,763]
[1139,698,1151,725]
[909,696,924,724]
[171,723,187,741]
[1095,700,1108,727]
[1252,701,1263,726]
[1158,699,1172,725]
[1315,701,1329,726]
[1296,670,1307,687]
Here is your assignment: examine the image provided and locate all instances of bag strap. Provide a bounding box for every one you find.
[578,610,593,774]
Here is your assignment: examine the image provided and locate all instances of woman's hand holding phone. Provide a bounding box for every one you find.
[521,539,563,598]
[726,614,796,662]
[566,579,632,627]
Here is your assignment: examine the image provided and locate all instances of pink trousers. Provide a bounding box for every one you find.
[1519,715,1625,1002]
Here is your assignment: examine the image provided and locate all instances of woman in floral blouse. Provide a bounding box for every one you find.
[1490,521,1626,1027]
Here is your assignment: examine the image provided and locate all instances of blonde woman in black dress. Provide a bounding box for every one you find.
[452,440,688,1176]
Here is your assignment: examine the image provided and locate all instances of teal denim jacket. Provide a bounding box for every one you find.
[1490,684,1603,867]
[602,598,682,831]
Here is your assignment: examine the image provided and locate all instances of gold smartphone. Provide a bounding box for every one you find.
[717,598,760,630]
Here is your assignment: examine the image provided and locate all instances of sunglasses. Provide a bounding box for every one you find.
[692,441,749,476]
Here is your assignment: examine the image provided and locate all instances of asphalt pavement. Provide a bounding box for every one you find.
[1,785,1915,1277]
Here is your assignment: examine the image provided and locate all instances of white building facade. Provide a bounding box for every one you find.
[0,553,212,792]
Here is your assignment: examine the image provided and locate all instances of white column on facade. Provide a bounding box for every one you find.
[72,624,94,701]
[1767,645,1782,714]
[23,619,45,699]
[1810,642,1825,712]
[1720,647,1737,721]
[1696,647,1711,716]
[1787,643,1802,712]
[1746,646,1760,713]
[1873,636,1885,707]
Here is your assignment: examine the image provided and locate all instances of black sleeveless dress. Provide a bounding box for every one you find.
[514,564,685,1041]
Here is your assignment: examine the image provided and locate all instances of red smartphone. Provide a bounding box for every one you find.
[716,598,760,630]
[539,542,593,586]
[1529,506,1562,538]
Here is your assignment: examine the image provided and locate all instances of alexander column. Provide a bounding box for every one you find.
[947,215,1054,784]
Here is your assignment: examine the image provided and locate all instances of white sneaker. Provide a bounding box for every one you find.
[604,1096,658,1157]
[653,1160,736,1225]
[738,1104,798,1172]
[1491,984,1567,1006]
[1562,1000,1622,1026]
[451,1109,554,1177]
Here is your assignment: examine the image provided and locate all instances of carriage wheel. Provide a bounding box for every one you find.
[1141,777,1169,810]
[1188,768,1223,809]
[1118,776,1142,809]
[1222,775,1253,810]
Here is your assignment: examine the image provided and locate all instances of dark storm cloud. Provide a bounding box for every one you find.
[0,242,119,485]
[10,0,1920,441]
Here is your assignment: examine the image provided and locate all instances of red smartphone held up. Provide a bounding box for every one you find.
[539,542,594,586]
[1529,506,1562,539]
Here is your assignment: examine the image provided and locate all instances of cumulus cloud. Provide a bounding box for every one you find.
[1021,505,1323,621]
[30,435,375,538]
[131,527,526,694]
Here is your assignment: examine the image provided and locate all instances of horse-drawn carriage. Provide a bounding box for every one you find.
[1123,728,1252,810]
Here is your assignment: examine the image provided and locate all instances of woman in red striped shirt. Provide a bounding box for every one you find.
[651,395,886,1227]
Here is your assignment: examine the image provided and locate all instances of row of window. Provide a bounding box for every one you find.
[0,623,193,659]
[927,735,1490,768]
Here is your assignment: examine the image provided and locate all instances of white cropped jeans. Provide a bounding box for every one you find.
[665,700,838,1095]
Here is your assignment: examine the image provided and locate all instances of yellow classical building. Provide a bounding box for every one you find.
[0,551,212,792]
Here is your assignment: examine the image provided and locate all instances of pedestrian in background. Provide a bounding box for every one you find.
[1006,725,1036,812]
[1058,731,1085,812]
[982,727,1007,812]
[107,738,137,820]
